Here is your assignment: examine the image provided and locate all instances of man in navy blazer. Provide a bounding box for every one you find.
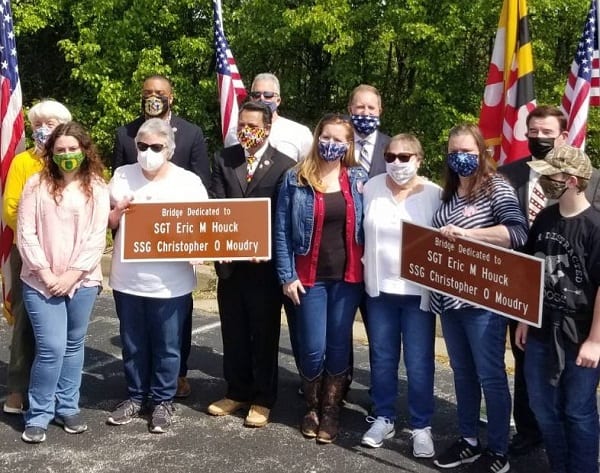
[111,75,211,399]
[498,105,600,456]
[347,84,390,178]
[112,75,211,187]
[207,101,295,428]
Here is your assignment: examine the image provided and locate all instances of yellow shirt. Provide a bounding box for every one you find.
[2,148,44,242]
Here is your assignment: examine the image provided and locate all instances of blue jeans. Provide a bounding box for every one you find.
[440,308,510,454]
[23,283,98,428]
[295,281,362,379]
[366,293,435,428]
[113,291,188,404]
[524,336,600,473]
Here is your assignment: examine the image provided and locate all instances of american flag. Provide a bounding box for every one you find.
[561,0,600,148]
[213,0,246,147]
[479,0,536,164]
[0,0,24,324]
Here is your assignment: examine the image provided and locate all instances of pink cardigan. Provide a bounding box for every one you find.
[17,173,110,299]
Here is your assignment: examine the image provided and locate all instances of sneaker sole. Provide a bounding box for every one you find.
[413,449,435,458]
[361,429,396,448]
[3,404,23,415]
[433,453,481,469]
[149,425,168,433]
[106,417,134,426]
[21,431,46,443]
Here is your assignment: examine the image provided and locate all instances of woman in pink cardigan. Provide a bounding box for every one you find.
[17,122,109,444]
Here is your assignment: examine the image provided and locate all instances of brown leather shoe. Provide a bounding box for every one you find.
[207,398,247,416]
[244,405,270,428]
[175,377,191,398]
[3,392,24,415]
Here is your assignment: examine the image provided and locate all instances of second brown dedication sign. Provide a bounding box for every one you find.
[400,222,544,327]
[121,198,271,261]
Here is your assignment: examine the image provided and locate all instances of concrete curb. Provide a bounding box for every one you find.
[100,253,515,371]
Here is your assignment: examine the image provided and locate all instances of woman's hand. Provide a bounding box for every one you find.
[108,197,133,229]
[46,270,83,296]
[515,322,529,351]
[283,279,305,306]
[439,224,469,242]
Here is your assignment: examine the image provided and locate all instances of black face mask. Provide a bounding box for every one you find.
[528,137,555,159]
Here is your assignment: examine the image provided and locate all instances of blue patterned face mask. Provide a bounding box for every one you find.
[447,152,479,177]
[351,114,380,136]
[318,140,349,162]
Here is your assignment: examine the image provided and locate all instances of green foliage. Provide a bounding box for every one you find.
[11,0,597,173]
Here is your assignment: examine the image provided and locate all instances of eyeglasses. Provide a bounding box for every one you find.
[249,91,279,100]
[383,152,415,163]
[136,142,166,152]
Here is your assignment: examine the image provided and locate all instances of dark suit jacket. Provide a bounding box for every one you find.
[210,144,295,279]
[367,131,391,178]
[112,115,211,187]
[498,156,600,215]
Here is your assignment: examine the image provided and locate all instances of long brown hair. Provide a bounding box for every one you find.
[41,122,105,204]
[441,124,495,202]
[296,113,356,192]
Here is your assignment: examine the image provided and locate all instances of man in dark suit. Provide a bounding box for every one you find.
[111,75,211,399]
[207,101,295,428]
[498,105,600,456]
[347,84,390,178]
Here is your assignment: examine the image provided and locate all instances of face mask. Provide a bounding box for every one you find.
[318,140,349,162]
[447,152,479,177]
[528,137,556,159]
[137,149,166,172]
[538,175,568,200]
[260,100,278,113]
[142,95,170,117]
[33,126,52,148]
[351,114,380,136]
[386,160,417,185]
[53,151,84,173]
[237,126,267,149]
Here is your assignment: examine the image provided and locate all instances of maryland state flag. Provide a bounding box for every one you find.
[479,0,536,164]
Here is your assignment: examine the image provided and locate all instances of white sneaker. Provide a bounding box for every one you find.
[361,416,395,448]
[411,426,435,458]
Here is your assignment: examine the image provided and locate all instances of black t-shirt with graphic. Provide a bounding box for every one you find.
[525,204,600,341]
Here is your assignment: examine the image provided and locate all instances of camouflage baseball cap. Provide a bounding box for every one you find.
[528,144,593,180]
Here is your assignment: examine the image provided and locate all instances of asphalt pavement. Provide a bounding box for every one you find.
[0,288,553,473]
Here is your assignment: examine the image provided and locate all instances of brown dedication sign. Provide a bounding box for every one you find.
[121,198,271,262]
[400,222,544,327]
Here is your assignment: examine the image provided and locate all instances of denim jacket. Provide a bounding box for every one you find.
[274,166,368,285]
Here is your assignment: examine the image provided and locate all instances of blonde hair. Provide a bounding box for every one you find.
[296,114,356,192]
[386,133,424,161]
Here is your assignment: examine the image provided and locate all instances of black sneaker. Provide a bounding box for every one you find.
[107,399,142,425]
[467,450,510,473]
[149,402,173,433]
[21,426,46,444]
[55,413,88,434]
[433,437,482,468]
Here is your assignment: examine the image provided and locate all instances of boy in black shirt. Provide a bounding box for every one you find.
[516,145,600,473]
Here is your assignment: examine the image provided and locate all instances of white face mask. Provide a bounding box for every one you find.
[137,149,166,172]
[386,160,417,185]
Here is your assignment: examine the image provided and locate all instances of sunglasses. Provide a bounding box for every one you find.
[249,91,279,99]
[383,152,414,163]
[136,142,166,152]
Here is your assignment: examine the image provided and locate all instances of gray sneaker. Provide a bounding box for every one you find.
[55,413,88,434]
[107,399,142,425]
[361,416,395,448]
[149,402,173,433]
[412,427,435,458]
[21,426,46,444]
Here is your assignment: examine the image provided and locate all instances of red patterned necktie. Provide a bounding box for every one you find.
[246,156,256,182]
[528,179,546,225]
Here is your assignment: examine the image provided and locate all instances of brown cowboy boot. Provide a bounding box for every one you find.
[316,371,347,444]
[301,375,322,438]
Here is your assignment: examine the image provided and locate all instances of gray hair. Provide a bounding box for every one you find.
[251,73,280,94]
[28,100,71,125]
[136,118,176,159]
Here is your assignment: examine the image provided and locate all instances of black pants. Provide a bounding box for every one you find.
[217,262,282,408]
[509,320,541,438]
[178,294,193,377]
